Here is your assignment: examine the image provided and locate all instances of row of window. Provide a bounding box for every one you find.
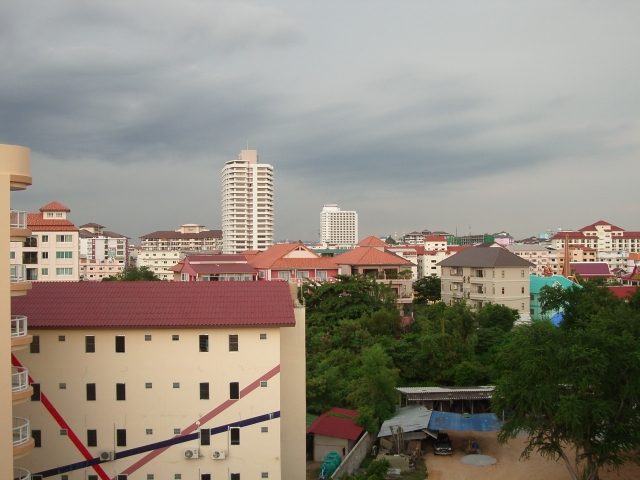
[31,380,266,401]
[29,333,265,354]
[38,474,252,480]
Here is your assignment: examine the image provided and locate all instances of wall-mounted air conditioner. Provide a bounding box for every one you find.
[100,451,114,462]
[212,450,226,460]
[183,448,200,459]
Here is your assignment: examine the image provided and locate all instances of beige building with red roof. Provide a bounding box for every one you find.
[551,220,640,254]
[247,243,340,282]
[170,254,258,282]
[333,240,416,303]
[12,281,306,480]
[1,144,36,479]
[10,201,80,282]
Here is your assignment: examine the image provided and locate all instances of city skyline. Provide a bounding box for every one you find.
[1,1,639,242]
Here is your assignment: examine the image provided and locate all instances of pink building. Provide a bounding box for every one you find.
[170,254,258,281]
[247,243,340,282]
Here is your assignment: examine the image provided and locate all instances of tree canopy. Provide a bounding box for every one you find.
[102,266,161,281]
[412,274,441,304]
[493,284,640,480]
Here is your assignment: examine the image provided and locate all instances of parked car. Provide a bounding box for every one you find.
[434,432,453,455]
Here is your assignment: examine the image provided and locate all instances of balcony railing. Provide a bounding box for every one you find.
[13,417,30,446]
[10,210,27,229]
[14,468,31,480]
[12,366,29,393]
[10,264,27,283]
[11,315,28,338]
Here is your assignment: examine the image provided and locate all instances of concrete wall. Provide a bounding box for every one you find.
[331,432,376,479]
[13,325,288,479]
[314,434,348,462]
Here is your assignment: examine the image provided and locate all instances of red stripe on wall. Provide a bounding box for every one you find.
[12,354,110,480]
[118,364,281,477]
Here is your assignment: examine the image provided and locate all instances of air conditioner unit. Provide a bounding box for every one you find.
[211,449,226,460]
[183,448,200,459]
[99,451,114,462]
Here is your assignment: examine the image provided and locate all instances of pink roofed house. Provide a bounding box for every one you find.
[306,408,364,462]
[247,243,340,282]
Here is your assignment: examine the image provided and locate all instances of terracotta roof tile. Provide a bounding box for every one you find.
[570,262,614,277]
[333,246,413,266]
[39,201,71,212]
[579,220,624,232]
[424,236,447,242]
[357,236,387,246]
[607,286,638,299]
[247,243,338,270]
[12,282,296,328]
[306,408,363,440]
[27,213,78,231]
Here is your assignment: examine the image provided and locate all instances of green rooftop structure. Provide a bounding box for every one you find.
[529,275,581,320]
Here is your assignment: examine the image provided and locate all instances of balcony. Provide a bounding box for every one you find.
[11,315,32,351]
[13,417,34,458]
[14,468,31,480]
[10,265,32,295]
[12,366,33,404]
[10,210,31,241]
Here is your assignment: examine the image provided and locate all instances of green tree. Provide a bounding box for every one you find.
[385,236,396,244]
[413,275,441,304]
[360,308,401,337]
[102,266,161,281]
[493,315,640,480]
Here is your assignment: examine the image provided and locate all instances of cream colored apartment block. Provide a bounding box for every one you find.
[12,281,305,479]
[136,249,182,280]
[222,150,274,254]
[1,143,35,480]
[438,244,533,322]
[320,204,358,248]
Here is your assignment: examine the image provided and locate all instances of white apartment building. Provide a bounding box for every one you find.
[222,150,274,254]
[320,204,358,248]
[136,250,182,280]
[140,224,222,252]
[10,202,80,282]
[79,223,128,263]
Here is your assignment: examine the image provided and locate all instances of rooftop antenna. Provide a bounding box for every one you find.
[246,141,249,149]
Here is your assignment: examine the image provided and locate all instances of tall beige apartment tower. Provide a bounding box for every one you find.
[1,144,35,480]
[221,150,274,254]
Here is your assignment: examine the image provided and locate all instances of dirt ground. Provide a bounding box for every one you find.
[426,431,640,480]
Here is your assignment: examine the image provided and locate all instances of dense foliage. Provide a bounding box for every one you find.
[412,274,441,304]
[102,266,161,281]
[494,284,640,480]
[304,275,519,428]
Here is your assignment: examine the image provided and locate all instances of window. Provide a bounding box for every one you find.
[521,287,525,294]
[260,333,267,340]
[56,251,73,258]
[145,334,152,341]
[58,335,65,341]
[31,383,40,401]
[261,426,268,433]
[259,270,265,278]
[56,268,73,275]
[115,335,125,353]
[86,335,96,353]
[173,382,180,389]
[172,334,179,341]
[41,252,48,259]
[42,235,48,242]
[89,477,98,480]
[262,473,269,479]
[229,334,238,352]
[501,270,505,278]
[230,382,240,400]
[521,303,525,310]
[87,383,96,401]
[116,429,127,447]
[60,429,68,435]
[260,381,267,388]
[116,383,126,401]
[199,335,209,352]
[230,427,240,445]
[200,428,210,445]
[317,270,327,280]
[87,429,97,447]
[146,429,153,435]
[32,429,41,447]
[23,236,38,247]
[231,473,240,480]
[9,251,15,259]
[117,476,127,480]
[145,383,152,389]
[278,271,290,280]
[174,428,181,435]
[30,335,40,353]
[200,383,209,400]
[56,235,73,242]
[501,287,505,294]
[59,383,66,389]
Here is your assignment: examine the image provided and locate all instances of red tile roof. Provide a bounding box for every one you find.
[39,201,71,212]
[306,408,363,440]
[357,236,387,246]
[579,220,624,232]
[570,262,614,277]
[424,236,447,242]
[551,232,587,240]
[27,213,78,232]
[621,232,640,239]
[248,243,339,270]
[333,246,413,266]
[607,286,639,299]
[11,282,296,328]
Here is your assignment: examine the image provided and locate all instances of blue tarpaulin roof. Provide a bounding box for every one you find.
[428,412,501,432]
[550,312,564,326]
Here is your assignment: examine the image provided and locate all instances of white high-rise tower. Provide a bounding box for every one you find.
[221,150,274,254]
[320,204,358,247]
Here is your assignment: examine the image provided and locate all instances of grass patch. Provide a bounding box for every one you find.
[307,413,318,427]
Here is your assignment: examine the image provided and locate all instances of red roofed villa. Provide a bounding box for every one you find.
[306,408,364,462]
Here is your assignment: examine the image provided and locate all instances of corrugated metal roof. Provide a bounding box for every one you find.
[397,386,494,401]
[11,282,296,328]
[428,412,501,432]
[378,405,433,437]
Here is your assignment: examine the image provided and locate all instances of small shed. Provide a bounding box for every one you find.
[306,408,364,462]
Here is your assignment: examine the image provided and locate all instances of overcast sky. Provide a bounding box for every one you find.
[2,1,639,243]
